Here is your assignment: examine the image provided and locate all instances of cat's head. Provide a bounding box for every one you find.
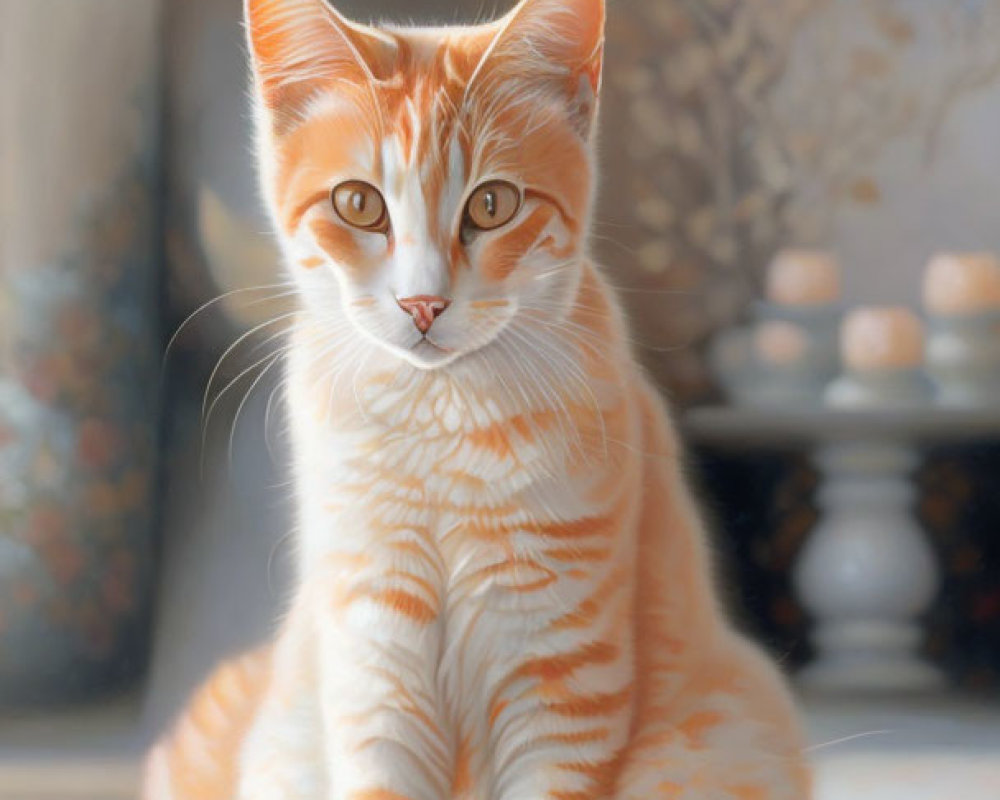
[245,0,605,370]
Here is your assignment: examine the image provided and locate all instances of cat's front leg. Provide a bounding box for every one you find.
[239,598,326,800]
[449,552,636,800]
[312,534,452,800]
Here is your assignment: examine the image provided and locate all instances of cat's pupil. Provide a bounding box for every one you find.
[352,192,366,213]
[484,191,497,217]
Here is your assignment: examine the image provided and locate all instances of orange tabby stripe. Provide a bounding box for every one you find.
[369,587,438,624]
[545,685,633,718]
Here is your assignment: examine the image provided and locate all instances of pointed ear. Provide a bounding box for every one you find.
[468,0,605,137]
[245,0,396,122]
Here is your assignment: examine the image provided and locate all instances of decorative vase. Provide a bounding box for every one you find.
[0,0,161,706]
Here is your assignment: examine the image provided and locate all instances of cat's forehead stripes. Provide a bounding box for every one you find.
[276,33,479,242]
[258,6,598,300]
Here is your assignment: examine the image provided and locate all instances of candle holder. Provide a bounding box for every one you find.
[709,249,844,406]
[926,312,1000,407]
[923,254,1000,407]
[707,326,757,405]
[755,302,842,400]
[825,307,932,409]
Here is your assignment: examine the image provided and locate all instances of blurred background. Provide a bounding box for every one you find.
[1,0,1000,797]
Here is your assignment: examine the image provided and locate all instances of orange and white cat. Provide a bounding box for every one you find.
[145,0,810,797]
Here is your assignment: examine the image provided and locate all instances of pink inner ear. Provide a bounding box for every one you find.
[464,0,606,127]
[474,0,606,136]
[512,0,606,69]
[581,48,604,95]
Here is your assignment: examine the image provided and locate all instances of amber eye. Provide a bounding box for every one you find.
[464,181,521,232]
[332,181,388,232]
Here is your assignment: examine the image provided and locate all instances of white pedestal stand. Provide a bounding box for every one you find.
[684,407,1000,693]
[794,442,942,691]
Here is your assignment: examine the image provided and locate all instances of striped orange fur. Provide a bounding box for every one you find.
[146,0,811,797]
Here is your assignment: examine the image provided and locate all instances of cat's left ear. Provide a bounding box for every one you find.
[245,0,396,126]
[468,0,606,138]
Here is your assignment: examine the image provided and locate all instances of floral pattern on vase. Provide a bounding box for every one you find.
[0,1,160,706]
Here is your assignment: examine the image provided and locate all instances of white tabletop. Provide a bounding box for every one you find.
[684,405,1000,449]
[1,692,997,799]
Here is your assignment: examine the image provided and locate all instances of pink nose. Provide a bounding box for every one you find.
[397,295,451,334]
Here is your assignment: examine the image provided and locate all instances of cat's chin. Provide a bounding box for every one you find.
[395,339,464,371]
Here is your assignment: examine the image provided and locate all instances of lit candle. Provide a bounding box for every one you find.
[842,307,925,372]
[766,249,841,307]
[923,252,1000,316]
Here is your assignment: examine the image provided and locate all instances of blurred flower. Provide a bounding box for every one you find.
[23,506,69,548]
[76,418,124,470]
[973,590,1000,623]
[103,550,137,616]
[40,539,85,586]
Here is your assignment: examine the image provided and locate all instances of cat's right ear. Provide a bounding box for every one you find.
[245,0,395,122]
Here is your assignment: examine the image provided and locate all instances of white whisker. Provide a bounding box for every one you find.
[163,283,296,373]
[804,730,896,754]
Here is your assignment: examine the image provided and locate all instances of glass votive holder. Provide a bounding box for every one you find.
[825,307,933,408]
[923,253,1000,407]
